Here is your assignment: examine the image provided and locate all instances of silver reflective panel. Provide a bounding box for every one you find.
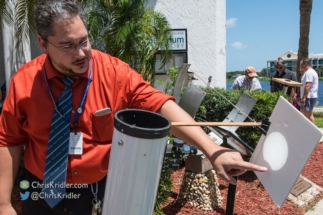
[173,63,191,103]
[221,93,257,132]
[178,83,206,118]
[209,126,253,156]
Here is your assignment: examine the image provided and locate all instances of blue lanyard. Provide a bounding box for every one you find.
[74,60,93,125]
[44,60,93,133]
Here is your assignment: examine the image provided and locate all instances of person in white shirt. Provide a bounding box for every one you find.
[299,58,319,123]
[231,66,262,91]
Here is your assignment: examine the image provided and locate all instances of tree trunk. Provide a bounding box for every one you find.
[297,0,313,80]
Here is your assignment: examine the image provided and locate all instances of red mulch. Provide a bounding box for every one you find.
[11,143,323,215]
[161,143,323,215]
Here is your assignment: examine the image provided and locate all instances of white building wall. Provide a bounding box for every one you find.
[146,0,226,88]
[0,0,32,91]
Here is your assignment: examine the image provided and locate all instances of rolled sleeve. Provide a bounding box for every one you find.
[0,79,28,147]
[254,79,262,90]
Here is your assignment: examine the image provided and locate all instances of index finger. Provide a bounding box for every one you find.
[235,161,268,172]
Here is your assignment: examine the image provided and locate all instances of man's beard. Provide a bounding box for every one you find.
[49,54,89,76]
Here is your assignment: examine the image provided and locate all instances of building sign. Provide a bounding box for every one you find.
[153,29,187,51]
[154,29,187,74]
[170,29,187,51]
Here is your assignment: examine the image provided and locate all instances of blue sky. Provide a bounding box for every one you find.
[226,0,322,72]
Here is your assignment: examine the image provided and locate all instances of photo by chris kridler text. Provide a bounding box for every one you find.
[19,180,88,201]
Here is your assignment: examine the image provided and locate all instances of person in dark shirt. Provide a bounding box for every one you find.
[270,57,298,103]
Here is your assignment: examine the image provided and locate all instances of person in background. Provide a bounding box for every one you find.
[207,76,212,88]
[270,57,298,104]
[231,66,262,90]
[0,1,267,214]
[299,58,319,123]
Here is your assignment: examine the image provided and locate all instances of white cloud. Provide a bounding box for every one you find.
[226,18,237,28]
[231,42,248,50]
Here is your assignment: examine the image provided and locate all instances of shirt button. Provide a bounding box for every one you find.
[74,171,77,174]
[72,110,75,113]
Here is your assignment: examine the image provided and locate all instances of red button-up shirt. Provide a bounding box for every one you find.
[0,50,174,184]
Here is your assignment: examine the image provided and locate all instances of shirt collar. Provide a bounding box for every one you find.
[276,70,286,77]
[244,75,253,83]
[44,55,90,80]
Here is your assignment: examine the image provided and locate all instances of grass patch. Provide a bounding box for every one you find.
[314,112,323,127]
[315,117,323,127]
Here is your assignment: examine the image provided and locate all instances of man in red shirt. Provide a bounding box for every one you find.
[0,0,266,214]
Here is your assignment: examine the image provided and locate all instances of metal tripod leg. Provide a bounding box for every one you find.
[222,136,238,215]
[226,176,238,215]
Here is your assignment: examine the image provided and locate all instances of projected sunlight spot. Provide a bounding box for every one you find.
[263,132,288,170]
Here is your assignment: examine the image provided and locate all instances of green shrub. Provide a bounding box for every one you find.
[196,88,287,149]
[236,90,287,149]
[314,112,323,127]
[154,158,173,215]
[154,67,178,214]
[314,117,323,127]
[314,112,323,118]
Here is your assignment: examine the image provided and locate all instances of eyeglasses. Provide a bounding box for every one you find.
[44,38,92,54]
[275,66,283,70]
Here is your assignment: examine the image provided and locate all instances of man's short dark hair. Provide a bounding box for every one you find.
[34,0,86,40]
[301,58,310,66]
[274,57,286,67]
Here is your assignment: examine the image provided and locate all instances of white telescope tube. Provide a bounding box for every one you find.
[102,109,171,215]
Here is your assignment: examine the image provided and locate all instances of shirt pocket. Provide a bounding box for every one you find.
[91,111,114,143]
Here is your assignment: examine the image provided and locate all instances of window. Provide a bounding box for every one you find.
[285,61,292,66]
[155,53,187,74]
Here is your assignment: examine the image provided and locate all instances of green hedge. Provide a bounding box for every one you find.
[154,158,174,215]
[196,88,287,149]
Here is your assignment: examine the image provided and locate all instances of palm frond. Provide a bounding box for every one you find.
[0,0,13,25]
[14,0,37,47]
[85,0,171,82]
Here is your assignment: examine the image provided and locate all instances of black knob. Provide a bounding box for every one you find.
[173,138,184,147]
[169,162,180,170]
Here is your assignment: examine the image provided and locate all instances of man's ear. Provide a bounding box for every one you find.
[37,35,48,54]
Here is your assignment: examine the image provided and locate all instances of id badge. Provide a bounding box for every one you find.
[69,132,83,155]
